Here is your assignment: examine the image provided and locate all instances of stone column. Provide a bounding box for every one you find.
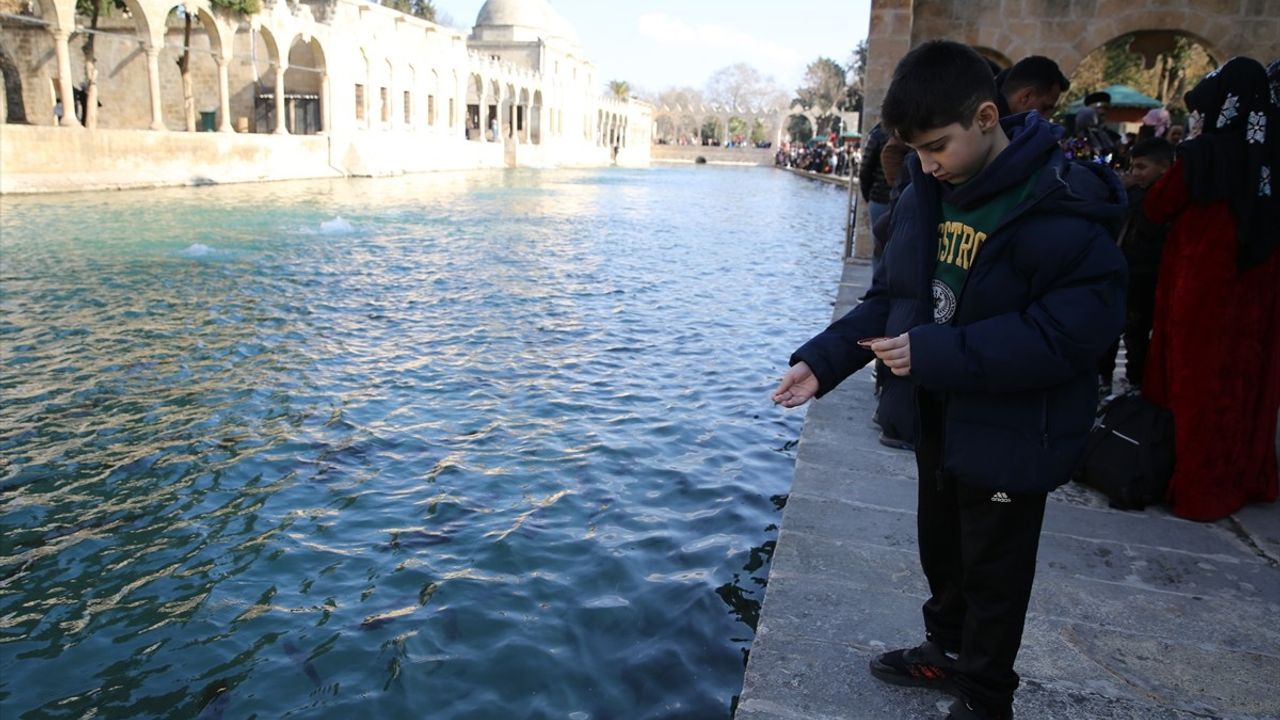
[145,45,165,130]
[853,0,915,259]
[273,63,288,134]
[320,72,330,134]
[51,28,76,128]
[216,56,233,132]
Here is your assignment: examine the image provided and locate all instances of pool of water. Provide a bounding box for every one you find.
[0,166,845,719]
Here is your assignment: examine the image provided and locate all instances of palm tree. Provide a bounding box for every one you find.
[608,80,630,100]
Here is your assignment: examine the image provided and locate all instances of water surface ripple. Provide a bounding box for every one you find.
[0,167,844,719]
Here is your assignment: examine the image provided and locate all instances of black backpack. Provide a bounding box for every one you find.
[1074,394,1176,510]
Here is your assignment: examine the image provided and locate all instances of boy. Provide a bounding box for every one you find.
[772,41,1126,720]
[1099,137,1175,394]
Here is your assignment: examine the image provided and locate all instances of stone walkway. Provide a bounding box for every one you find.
[737,259,1280,720]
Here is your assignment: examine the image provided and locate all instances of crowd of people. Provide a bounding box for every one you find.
[774,139,857,176]
[772,41,1279,720]
[842,50,1280,525]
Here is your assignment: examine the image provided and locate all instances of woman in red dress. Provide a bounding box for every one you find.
[1143,57,1280,521]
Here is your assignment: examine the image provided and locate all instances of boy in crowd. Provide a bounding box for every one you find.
[1099,138,1175,395]
[772,41,1126,719]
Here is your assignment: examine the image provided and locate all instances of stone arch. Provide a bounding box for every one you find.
[1062,11,1229,76]
[699,114,722,145]
[284,35,325,134]
[785,113,814,143]
[503,81,515,139]
[517,86,530,142]
[58,0,160,128]
[531,89,542,144]
[357,48,370,127]
[379,58,392,125]
[403,62,416,128]
[428,68,439,127]
[449,69,459,130]
[489,78,500,139]
[227,23,282,133]
[154,5,223,132]
[465,72,483,139]
[973,46,1012,70]
[1065,29,1220,124]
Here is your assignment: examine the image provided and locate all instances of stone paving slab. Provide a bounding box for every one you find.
[738,259,1280,720]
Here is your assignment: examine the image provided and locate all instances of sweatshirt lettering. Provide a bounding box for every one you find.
[937,221,988,271]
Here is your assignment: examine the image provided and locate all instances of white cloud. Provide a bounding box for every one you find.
[636,12,803,70]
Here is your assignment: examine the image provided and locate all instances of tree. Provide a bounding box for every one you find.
[607,80,630,100]
[651,86,703,143]
[705,62,787,111]
[383,0,436,20]
[787,114,814,143]
[795,57,848,135]
[700,117,722,144]
[655,86,703,110]
[1065,33,1216,119]
[845,40,868,114]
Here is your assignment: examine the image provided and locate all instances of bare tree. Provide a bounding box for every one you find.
[704,63,787,111]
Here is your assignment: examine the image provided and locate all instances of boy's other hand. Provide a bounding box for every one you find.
[872,334,912,376]
[773,362,819,408]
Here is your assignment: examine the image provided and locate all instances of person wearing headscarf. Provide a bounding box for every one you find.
[1142,56,1280,521]
[1142,107,1171,138]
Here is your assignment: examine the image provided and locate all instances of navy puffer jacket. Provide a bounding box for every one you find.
[792,112,1127,494]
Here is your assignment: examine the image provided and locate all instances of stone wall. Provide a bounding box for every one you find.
[863,0,1280,136]
[650,144,774,166]
[0,124,335,192]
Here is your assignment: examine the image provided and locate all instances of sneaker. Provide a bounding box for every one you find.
[868,640,958,695]
[945,698,1013,720]
[878,433,914,451]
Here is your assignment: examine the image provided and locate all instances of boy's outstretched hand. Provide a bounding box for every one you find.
[773,361,820,408]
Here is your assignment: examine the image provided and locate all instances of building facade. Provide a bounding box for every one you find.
[0,0,651,192]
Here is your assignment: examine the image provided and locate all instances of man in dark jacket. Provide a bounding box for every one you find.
[994,56,1070,119]
[773,42,1126,720]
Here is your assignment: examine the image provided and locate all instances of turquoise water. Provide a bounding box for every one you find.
[0,167,845,719]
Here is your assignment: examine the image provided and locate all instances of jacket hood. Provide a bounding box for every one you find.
[942,112,1062,209]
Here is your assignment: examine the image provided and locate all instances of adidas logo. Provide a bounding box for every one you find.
[990,492,1012,503]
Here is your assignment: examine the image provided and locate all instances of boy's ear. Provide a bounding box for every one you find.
[975,101,1001,132]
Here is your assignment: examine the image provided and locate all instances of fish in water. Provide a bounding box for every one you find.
[360,604,417,631]
[283,639,323,688]
[380,529,451,551]
[194,680,231,720]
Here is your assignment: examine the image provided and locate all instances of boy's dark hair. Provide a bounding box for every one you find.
[1130,137,1175,165]
[1000,55,1071,96]
[881,41,998,143]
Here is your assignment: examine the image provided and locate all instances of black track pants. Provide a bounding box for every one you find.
[914,394,1048,712]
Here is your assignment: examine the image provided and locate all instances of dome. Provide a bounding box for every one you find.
[473,0,579,46]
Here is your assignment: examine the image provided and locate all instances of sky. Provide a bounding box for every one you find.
[433,1,872,97]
